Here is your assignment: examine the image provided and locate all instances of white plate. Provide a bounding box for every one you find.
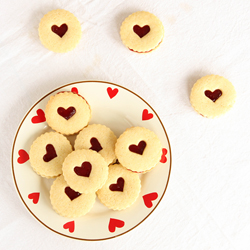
[12,81,172,241]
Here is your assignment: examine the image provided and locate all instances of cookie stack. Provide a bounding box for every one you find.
[29,91,162,218]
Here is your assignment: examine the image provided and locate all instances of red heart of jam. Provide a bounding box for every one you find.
[129,140,146,155]
[109,177,124,192]
[89,137,103,152]
[51,24,68,38]
[204,89,222,102]
[133,25,150,38]
[43,144,57,162]
[57,107,76,120]
[74,162,92,177]
[64,186,81,201]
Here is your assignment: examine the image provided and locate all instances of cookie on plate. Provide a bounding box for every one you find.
[115,127,162,173]
[74,124,117,165]
[50,175,96,218]
[45,91,91,135]
[38,9,82,53]
[29,132,72,178]
[97,164,141,210]
[62,149,109,194]
[120,11,164,53]
[190,75,236,118]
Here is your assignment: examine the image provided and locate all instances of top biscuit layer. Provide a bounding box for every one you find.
[45,92,91,135]
[120,11,164,52]
[115,126,162,172]
[190,75,236,118]
[39,9,82,53]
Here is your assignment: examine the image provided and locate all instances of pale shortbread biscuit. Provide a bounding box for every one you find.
[45,92,91,135]
[190,75,236,118]
[115,127,162,173]
[39,9,82,53]
[62,149,109,194]
[120,11,164,53]
[97,164,141,210]
[74,124,117,165]
[29,132,72,178]
[50,175,96,218]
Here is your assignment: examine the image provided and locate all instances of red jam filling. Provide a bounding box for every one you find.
[74,161,92,177]
[43,144,57,162]
[109,177,124,192]
[133,25,150,38]
[57,107,76,120]
[89,137,103,152]
[129,140,146,155]
[204,89,222,102]
[64,186,81,201]
[128,40,162,53]
[51,24,68,38]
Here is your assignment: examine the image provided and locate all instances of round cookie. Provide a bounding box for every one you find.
[50,175,96,218]
[29,132,72,178]
[190,75,236,118]
[120,11,164,53]
[115,127,162,173]
[74,124,117,165]
[39,9,82,53]
[45,91,91,135]
[97,164,141,210]
[62,149,109,194]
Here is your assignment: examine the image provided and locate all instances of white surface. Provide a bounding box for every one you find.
[0,0,250,249]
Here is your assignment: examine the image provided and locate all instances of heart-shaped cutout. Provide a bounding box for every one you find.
[31,109,46,124]
[160,148,167,163]
[109,177,124,192]
[204,89,222,102]
[133,25,150,38]
[108,218,125,233]
[90,137,103,152]
[107,87,118,99]
[57,107,76,120]
[74,162,92,177]
[143,192,158,208]
[51,24,68,38]
[17,149,29,164]
[63,221,75,233]
[142,109,153,120]
[65,187,81,201]
[28,192,40,204]
[43,144,57,162]
[129,141,146,155]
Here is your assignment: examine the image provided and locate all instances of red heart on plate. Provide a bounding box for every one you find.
[143,192,158,208]
[160,148,167,163]
[17,149,29,164]
[107,87,118,99]
[28,192,40,204]
[71,87,78,94]
[142,109,153,121]
[63,221,75,233]
[108,218,125,233]
[31,109,46,124]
